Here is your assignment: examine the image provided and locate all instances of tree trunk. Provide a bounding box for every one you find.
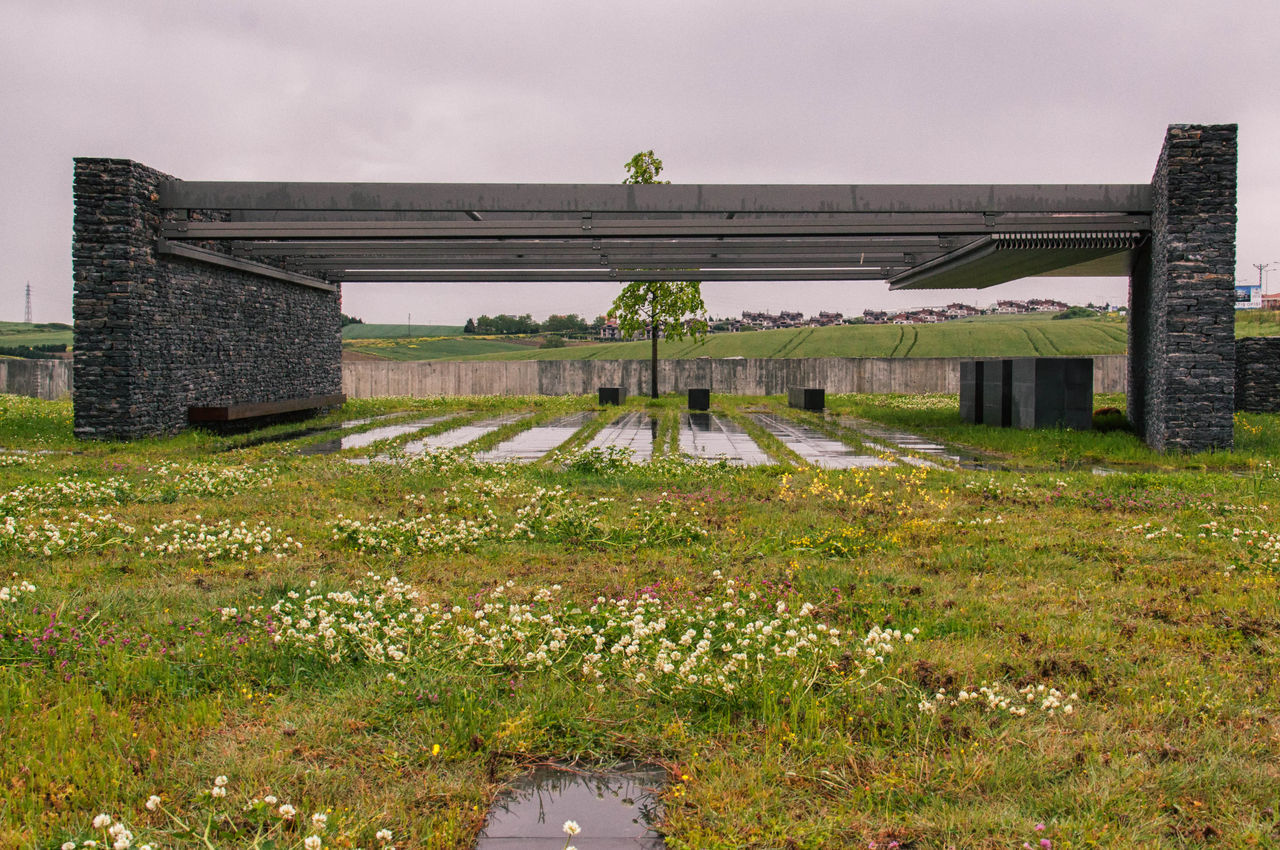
[650,321,659,399]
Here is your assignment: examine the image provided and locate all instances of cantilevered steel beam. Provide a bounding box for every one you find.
[333,268,900,282]
[159,181,1153,215]
[161,214,1149,241]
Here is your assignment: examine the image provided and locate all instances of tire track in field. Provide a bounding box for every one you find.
[899,326,919,357]
[1018,326,1041,355]
[888,325,907,357]
[775,328,814,358]
[1035,325,1062,354]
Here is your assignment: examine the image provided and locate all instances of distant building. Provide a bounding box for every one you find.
[1262,292,1280,311]
[599,318,621,340]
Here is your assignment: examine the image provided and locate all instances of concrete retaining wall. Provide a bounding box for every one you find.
[343,354,1129,399]
[0,359,73,400]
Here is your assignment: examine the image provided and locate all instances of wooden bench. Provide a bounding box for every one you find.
[188,393,346,423]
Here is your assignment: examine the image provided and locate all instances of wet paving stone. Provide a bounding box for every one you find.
[584,412,659,461]
[400,413,531,454]
[476,412,598,463]
[678,413,770,466]
[837,417,983,468]
[297,415,451,455]
[750,413,893,469]
[475,762,666,849]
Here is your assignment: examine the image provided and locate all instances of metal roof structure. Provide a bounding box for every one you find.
[156,181,1152,290]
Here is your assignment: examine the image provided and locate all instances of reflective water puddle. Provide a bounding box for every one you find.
[298,415,451,455]
[837,417,981,468]
[585,412,659,461]
[400,413,532,454]
[476,412,598,463]
[475,762,666,849]
[678,413,770,466]
[751,413,893,469]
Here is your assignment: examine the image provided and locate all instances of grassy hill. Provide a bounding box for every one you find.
[452,314,1130,361]
[342,335,538,360]
[342,323,464,339]
[0,321,73,349]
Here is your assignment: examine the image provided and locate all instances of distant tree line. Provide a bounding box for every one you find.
[341,313,364,326]
[0,343,67,359]
[464,313,603,337]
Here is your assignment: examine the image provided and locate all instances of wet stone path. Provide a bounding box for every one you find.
[297,415,451,456]
[678,413,770,466]
[751,413,893,469]
[400,413,531,454]
[475,763,666,849]
[476,412,597,463]
[585,412,660,461]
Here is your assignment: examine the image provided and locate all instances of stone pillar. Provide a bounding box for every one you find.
[1127,125,1237,452]
[73,158,343,440]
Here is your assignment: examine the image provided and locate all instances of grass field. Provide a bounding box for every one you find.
[1236,309,1280,338]
[342,323,465,340]
[447,314,1131,362]
[0,321,73,349]
[3,391,1280,848]
[342,336,537,360]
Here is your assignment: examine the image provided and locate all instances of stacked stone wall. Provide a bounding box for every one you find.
[1127,125,1237,451]
[1235,337,1280,412]
[73,159,341,440]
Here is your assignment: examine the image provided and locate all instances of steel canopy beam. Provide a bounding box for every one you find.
[159,181,1153,214]
[161,214,1150,241]
[333,268,899,283]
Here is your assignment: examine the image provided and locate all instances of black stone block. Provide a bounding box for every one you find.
[1010,358,1094,430]
[687,388,710,410]
[788,387,824,411]
[598,386,627,406]
[959,360,985,423]
[981,359,1013,427]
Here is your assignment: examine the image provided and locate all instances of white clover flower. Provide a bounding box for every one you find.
[279,803,297,819]
[305,837,323,850]
[263,795,278,805]
[145,795,161,811]
[312,812,328,830]
[93,814,113,829]
[213,775,228,787]
[563,820,581,836]
[62,843,76,850]
[210,786,227,798]
[376,828,394,843]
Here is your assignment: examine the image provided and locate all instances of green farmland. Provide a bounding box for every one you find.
[451,314,1130,361]
[3,391,1280,848]
[0,321,72,350]
[341,323,465,340]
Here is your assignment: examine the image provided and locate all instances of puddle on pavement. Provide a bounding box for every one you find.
[297,416,451,455]
[476,412,597,463]
[837,417,987,469]
[585,412,659,461]
[751,413,893,469]
[400,413,532,454]
[678,413,770,466]
[475,762,666,849]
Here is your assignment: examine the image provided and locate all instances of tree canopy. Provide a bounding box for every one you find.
[609,151,708,398]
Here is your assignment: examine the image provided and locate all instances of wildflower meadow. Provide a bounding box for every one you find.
[2,392,1279,848]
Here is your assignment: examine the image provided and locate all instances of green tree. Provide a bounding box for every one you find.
[609,151,708,398]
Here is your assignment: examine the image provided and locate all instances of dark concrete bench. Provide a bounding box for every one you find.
[961,358,1092,429]
[788,387,824,411]
[687,388,710,410]
[598,387,627,405]
[188,393,346,423]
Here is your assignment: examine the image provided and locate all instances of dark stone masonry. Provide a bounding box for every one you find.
[1127,125,1237,452]
[1235,337,1280,413]
[73,159,342,440]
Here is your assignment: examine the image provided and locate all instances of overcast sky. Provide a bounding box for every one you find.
[2,0,1277,326]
